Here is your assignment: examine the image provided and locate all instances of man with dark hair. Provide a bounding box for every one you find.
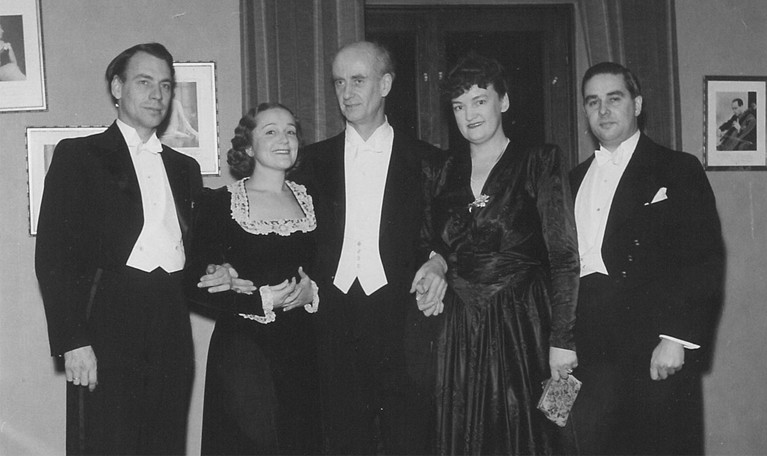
[297,40,442,454]
[567,61,724,455]
[35,42,202,455]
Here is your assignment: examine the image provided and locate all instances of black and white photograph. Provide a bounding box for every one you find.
[0,0,45,111]
[705,76,766,169]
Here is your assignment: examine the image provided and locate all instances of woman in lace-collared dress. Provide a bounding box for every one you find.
[186,103,321,455]
[415,53,579,455]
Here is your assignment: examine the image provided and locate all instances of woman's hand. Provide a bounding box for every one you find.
[275,267,314,312]
[198,263,256,294]
[410,254,448,317]
[549,347,578,381]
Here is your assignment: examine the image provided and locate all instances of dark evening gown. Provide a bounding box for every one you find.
[186,179,321,455]
[424,143,579,455]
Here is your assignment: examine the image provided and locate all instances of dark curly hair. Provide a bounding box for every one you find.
[442,51,508,102]
[227,102,302,179]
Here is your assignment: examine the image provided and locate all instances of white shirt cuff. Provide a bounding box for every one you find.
[659,334,700,350]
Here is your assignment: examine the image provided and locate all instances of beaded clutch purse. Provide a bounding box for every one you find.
[536,375,582,427]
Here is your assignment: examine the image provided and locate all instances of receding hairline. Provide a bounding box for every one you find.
[333,41,392,78]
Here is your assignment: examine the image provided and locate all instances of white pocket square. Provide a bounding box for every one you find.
[645,187,668,205]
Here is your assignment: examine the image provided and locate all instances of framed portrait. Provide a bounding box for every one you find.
[0,0,46,112]
[26,126,107,235]
[704,76,767,170]
[160,62,219,175]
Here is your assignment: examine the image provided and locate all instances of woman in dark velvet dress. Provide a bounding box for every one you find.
[414,53,580,455]
[187,103,321,455]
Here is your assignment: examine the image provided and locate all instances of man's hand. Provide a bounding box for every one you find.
[410,254,448,317]
[549,347,578,381]
[64,346,98,392]
[650,338,685,380]
[198,263,255,294]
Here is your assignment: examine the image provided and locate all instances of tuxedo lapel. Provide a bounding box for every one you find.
[94,123,143,216]
[603,135,662,242]
[380,133,412,239]
[326,134,347,246]
[161,148,191,237]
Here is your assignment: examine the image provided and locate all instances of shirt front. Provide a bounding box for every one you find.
[575,129,640,277]
[118,120,185,273]
[333,120,394,295]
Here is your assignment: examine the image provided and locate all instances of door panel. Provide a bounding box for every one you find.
[366,5,576,168]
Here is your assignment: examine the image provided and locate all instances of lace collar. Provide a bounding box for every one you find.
[228,178,317,236]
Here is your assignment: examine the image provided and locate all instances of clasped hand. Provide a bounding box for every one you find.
[198,263,313,311]
[410,254,448,316]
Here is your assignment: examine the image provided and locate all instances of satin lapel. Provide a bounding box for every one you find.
[603,135,661,242]
[326,134,347,245]
[161,148,191,237]
[380,133,412,241]
[94,123,143,217]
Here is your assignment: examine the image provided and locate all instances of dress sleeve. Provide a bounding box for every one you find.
[529,145,580,351]
[418,153,450,263]
[183,187,265,315]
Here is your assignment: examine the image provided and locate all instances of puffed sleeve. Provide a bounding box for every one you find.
[528,144,580,350]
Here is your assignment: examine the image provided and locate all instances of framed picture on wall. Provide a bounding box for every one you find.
[160,62,219,175]
[26,126,107,235]
[704,76,767,170]
[0,0,46,112]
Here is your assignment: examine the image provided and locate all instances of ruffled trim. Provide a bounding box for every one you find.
[228,178,317,236]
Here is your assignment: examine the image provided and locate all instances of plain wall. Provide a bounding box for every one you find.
[0,1,238,454]
[676,1,767,453]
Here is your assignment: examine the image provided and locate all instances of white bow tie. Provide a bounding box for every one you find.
[137,136,163,155]
[594,147,619,166]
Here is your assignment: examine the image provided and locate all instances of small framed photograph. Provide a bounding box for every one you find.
[704,76,767,170]
[26,126,107,235]
[160,62,219,175]
[0,0,46,112]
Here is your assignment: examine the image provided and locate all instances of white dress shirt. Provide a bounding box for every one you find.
[333,120,394,296]
[118,120,185,273]
[575,130,698,349]
[575,130,640,277]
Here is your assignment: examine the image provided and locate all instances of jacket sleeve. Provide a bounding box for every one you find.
[655,154,724,347]
[35,139,97,356]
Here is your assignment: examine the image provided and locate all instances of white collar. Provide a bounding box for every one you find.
[116,119,163,154]
[345,118,393,153]
[595,129,640,166]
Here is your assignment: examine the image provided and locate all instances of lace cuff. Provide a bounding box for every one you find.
[238,285,276,324]
[304,280,320,313]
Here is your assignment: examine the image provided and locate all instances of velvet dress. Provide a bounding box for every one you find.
[424,143,579,455]
[187,179,321,455]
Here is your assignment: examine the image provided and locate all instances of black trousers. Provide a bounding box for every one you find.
[317,280,435,455]
[564,274,705,456]
[66,267,194,455]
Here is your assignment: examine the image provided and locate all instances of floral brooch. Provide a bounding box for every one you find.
[468,194,490,212]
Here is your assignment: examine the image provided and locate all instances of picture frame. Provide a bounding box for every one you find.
[0,0,46,112]
[704,76,767,170]
[26,126,107,235]
[160,61,219,175]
